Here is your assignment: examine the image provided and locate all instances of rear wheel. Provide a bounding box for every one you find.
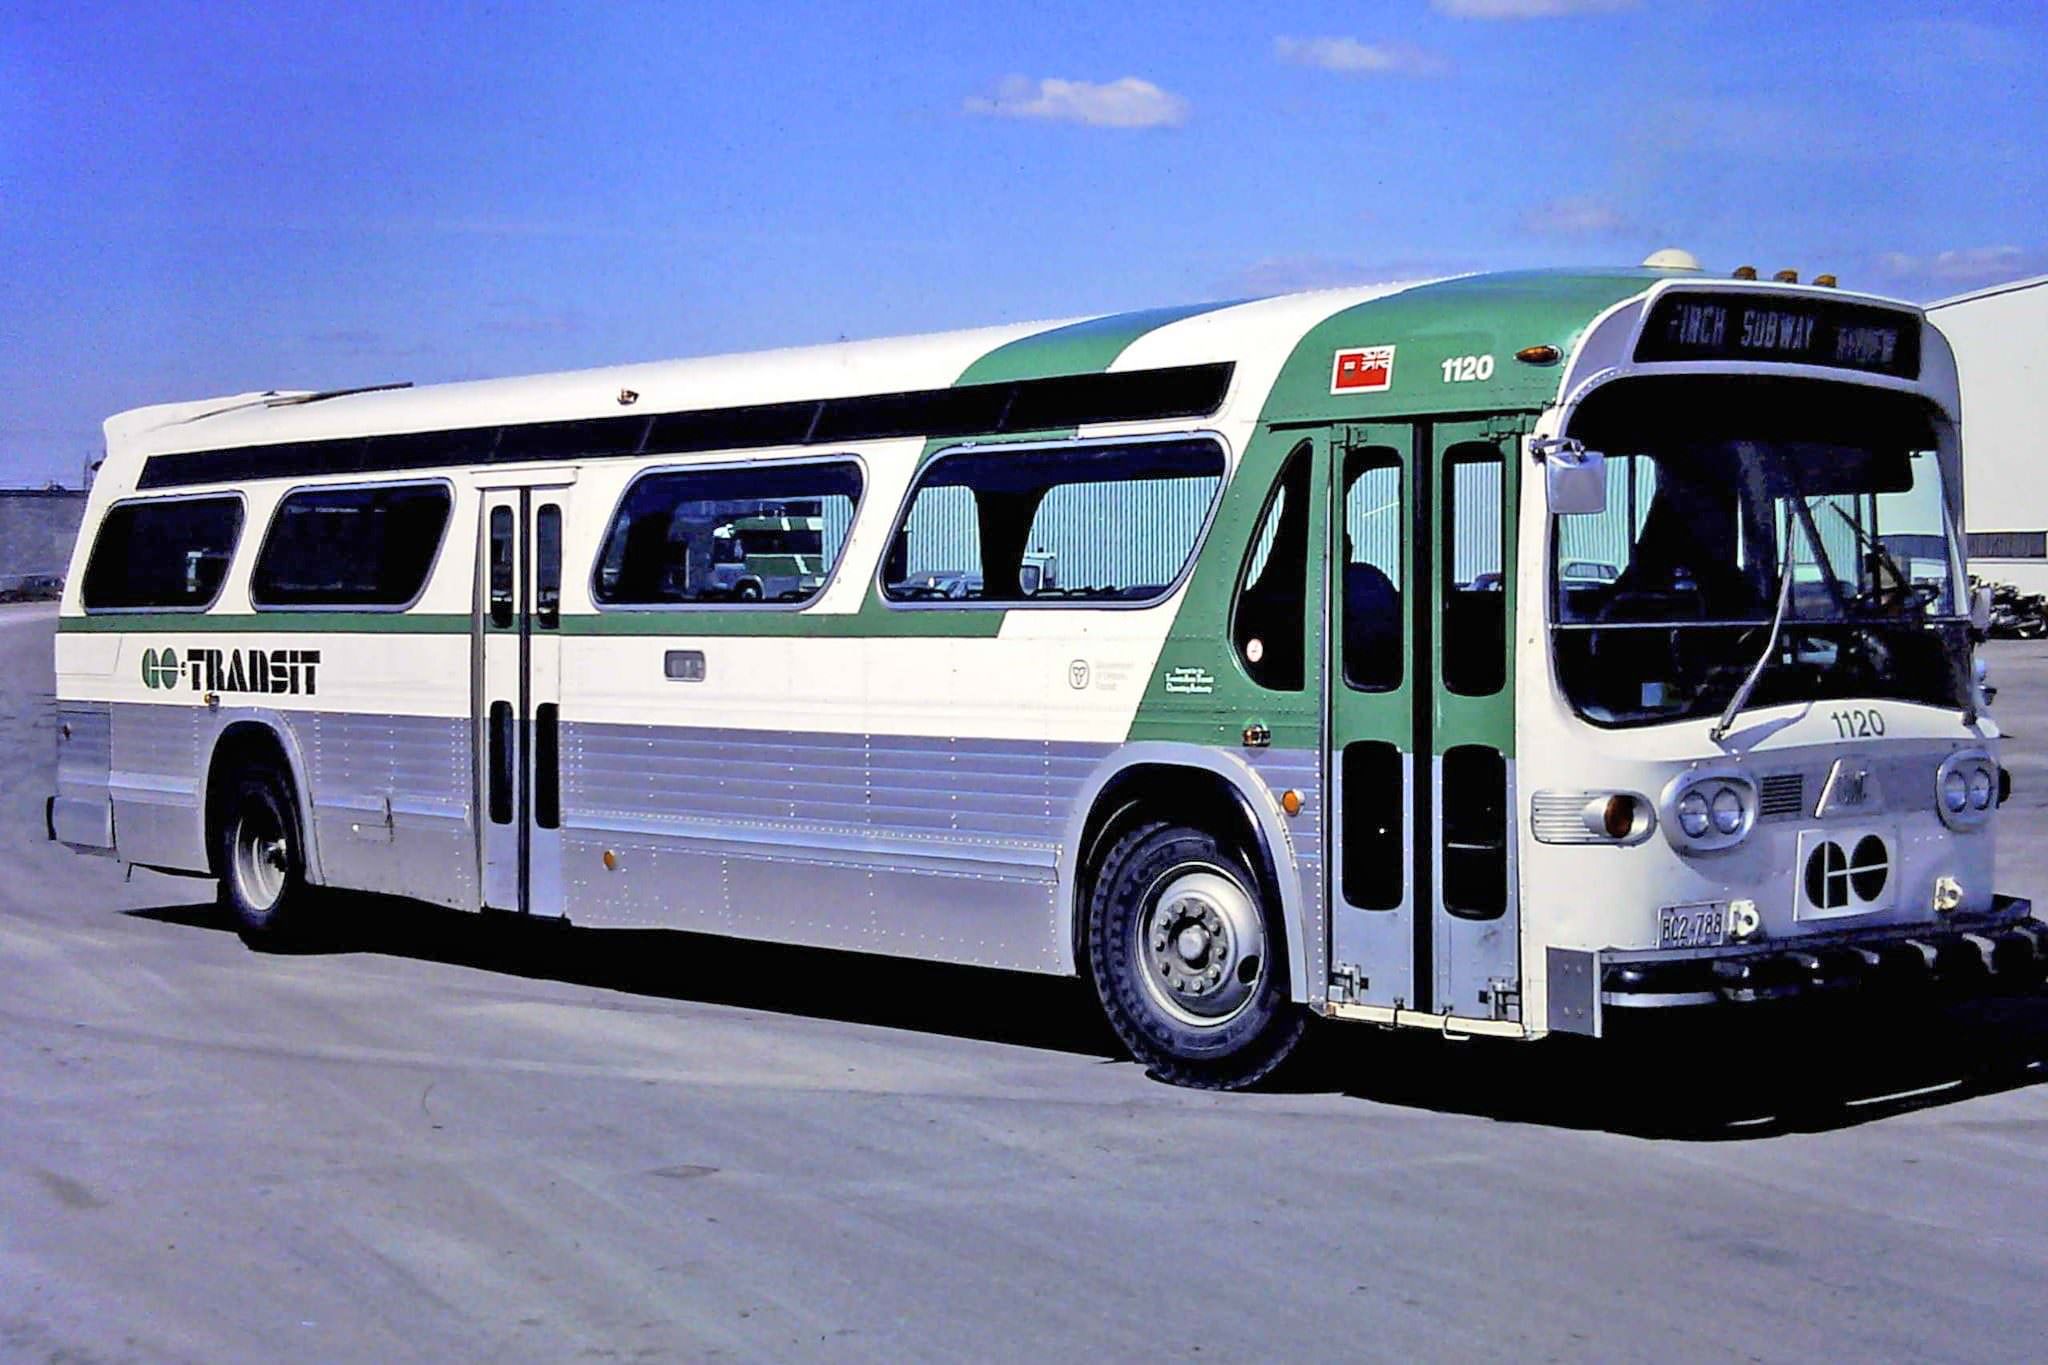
[215,763,313,946]
[1087,823,1305,1089]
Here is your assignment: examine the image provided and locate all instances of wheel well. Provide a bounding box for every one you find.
[1072,764,1287,979]
[203,722,296,864]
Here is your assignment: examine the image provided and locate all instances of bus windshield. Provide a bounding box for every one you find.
[1551,379,1970,727]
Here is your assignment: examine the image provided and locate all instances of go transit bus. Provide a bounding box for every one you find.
[49,260,2042,1088]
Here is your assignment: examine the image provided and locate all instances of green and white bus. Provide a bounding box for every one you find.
[50,259,2041,1087]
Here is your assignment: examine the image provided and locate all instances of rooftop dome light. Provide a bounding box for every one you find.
[1641,248,1702,271]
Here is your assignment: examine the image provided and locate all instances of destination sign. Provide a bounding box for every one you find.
[1634,293,1921,379]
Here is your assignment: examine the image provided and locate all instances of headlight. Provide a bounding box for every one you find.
[1678,790,1711,838]
[1662,773,1756,853]
[1710,787,1744,835]
[1935,750,1998,830]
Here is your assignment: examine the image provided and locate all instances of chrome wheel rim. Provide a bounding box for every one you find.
[1136,865,1267,1028]
[232,802,288,912]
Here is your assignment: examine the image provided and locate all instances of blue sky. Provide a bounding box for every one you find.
[3,0,2042,485]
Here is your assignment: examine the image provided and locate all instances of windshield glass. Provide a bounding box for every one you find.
[1552,379,1968,727]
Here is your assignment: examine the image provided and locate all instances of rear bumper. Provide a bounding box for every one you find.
[1548,896,2042,1035]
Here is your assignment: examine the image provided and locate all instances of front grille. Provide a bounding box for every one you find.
[1758,773,1807,820]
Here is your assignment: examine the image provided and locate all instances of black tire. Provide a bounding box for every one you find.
[735,582,762,602]
[214,762,314,947]
[1086,823,1305,1090]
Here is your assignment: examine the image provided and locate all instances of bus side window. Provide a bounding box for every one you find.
[1444,445,1505,697]
[592,460,862,607]
[1233,444,1309,691]
[535,503,562,628]
[80,496,244,611]
[489,506,515,628]
[1342,447,1403,692]
[882,437,1224,605]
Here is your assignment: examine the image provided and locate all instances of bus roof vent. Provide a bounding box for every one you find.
[1642,248,1703,271]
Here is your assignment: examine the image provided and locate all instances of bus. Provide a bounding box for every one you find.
[48,259,2042,1089]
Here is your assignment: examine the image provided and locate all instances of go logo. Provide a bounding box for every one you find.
[139,647,183,690]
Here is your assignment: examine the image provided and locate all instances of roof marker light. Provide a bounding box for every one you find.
[1774,269,1799,283]
[1814,273,1838,288]
[1515,344,1561,365]
[1641,248,1702,271]
[1733,265,1759,280]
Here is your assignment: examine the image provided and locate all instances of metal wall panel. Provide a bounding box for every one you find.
[1246,747,1324,997]
[559,721,1107,969]
[109,703,205,869]
[302,712,474,909]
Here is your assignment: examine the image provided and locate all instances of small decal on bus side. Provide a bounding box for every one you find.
[1330,346,1396,395]
[1164,665,1215,695]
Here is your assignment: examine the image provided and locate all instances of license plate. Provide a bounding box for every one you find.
[1658,903,1729,949]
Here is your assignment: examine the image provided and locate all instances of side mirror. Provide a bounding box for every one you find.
[1970,584,1994,638]
[1533,436,1608,516]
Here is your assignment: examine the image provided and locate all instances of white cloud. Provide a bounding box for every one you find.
[1521,196,1630,238]
[1433,0,1634,17]
[963,76,1189,129]
[1878,246,2046,285]
[1273,36,1448,77]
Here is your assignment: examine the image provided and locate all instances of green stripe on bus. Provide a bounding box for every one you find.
[954,300,1243,386]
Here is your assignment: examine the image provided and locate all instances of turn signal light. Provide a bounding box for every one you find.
[1280,788,1304,818]
[1515,344,1561,365]
[1601,794,1636,839]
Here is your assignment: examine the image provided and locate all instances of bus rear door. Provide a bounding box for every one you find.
[476,476,574,917]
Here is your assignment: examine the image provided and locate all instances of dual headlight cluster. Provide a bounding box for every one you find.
[1936,751,1998,829]
[1663,773,1755,853]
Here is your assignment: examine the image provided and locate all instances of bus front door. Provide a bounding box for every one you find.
[476,480,572,917]
[1327,421,1521,1021]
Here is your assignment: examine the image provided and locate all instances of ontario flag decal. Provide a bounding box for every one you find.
[1330,345,1396,395]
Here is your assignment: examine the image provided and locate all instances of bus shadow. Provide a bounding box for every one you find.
[1285,994,2048,1139]
[126,897,2048,1137]
[125,896,1124,1060]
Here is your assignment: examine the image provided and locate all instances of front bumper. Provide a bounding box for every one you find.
[1548,896,2042,1034]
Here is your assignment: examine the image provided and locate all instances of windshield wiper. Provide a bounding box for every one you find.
[1711,507,1807,743]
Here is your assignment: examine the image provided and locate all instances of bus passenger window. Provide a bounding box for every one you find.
[81,496,244,611]
[253,482,452,609]
[1444,446,1506,697]
[593,460,862,607]
[1233,446,1308,691]
[1342,447,1402,692]
[883,436,1225,605]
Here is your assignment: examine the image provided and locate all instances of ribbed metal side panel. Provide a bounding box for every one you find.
[55,701,112,798]
[1530,790,1602,844]
[111,704,201,790]
[1246,747,1324,993]
[563,722,1105,849]
[302,713,470,820]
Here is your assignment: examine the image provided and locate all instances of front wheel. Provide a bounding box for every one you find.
[1087,824,1305,1089]
[215,763,314,947]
